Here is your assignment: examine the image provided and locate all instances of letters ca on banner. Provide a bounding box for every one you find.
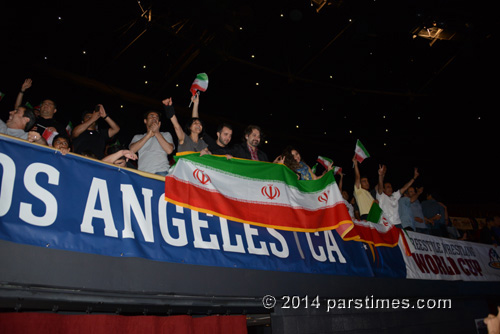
[403,231,500,281]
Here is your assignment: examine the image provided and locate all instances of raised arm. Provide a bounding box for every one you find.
[191,92,200,118]
[399,168,419,195]
[163,97,185,145]
[410,186,424,203]
[377,164,386,194]
[71,111,100,139]
[353,155,361,189]
[15,79,32,109]
[129,126,155,153]
[98,105,120,138]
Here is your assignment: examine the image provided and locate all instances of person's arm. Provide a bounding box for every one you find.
[377,164,386,194]
[338,173,344,192]
[162,97,185,145]
[191,92,200,118]
[102,150,137,164]
[27,130,47,145]
[154,129,174,155]
[15,79,32,109]
[410,186,424,203]
[129,133,151,153]
[98,105,120,138]
[484,306,500,334]
[399,167,419,195]
[71,112,100,138]
[353,155,361,189]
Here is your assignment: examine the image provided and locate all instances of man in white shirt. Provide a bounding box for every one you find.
[376,165,419,227]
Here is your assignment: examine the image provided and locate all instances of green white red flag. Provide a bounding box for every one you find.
[342,218,401,248]
[190,73,209,96]
[65,121,73,136]
[42,128,58,146]
[332,166,343,175]
[317,156,333,169]
[0,92,5,102]
[354,139,370,163]
[165,153,354,233]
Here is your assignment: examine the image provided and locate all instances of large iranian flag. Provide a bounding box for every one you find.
[165,153,354,233]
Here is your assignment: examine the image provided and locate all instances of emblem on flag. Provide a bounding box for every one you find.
[261,184,280,200]
[193,168,211,185]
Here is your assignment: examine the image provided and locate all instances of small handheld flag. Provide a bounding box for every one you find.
[354,139,370,163]
[317,156,333,169]
[42,128,58,146]
[332,166,343,175]
[0,92,5,102]
[65,121,73,136]
[190,73,208,96]
[189,73,209,107]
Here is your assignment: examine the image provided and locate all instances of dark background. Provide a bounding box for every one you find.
[0,0,497,216]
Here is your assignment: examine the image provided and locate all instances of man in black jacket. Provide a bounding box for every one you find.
[232,125,269,162]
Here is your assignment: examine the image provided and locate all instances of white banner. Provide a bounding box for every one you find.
[403,231,500,281]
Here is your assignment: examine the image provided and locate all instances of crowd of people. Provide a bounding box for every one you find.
[1,78,499,246]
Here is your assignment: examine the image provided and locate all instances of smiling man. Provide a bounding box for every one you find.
[232,125,269,162]
[0,106,46,145]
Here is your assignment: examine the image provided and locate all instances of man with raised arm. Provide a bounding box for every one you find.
[352,155,375,220]
[71,104,120,159]
[376,165,419,227]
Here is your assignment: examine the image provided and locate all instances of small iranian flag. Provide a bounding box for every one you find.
[42,128,58,146]
[354,139,370,163]
[190,73,209,96]
[65,121,73,136]
[332,166,343,175]
[317,156,333,169]
[0,92,5,102]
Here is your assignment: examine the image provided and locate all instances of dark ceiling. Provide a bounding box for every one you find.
[1,0,497,210]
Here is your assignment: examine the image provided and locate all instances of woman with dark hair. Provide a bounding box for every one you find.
[281,146,321,180]
[163,93,210,155]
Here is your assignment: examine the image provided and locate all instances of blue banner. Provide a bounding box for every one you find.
[0,134,407,278]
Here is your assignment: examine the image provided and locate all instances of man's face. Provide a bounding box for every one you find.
[342,190,349,201]
[40,100,57,119]
[6,107,27,130]
[82,112,97,128]
[246,128,261,148]
[144,112,160,127]
[216,126,232,147]
[360,177,370,190]
[114,158,127,167]
[383,183,393,196]
[53,137,70,150]
[407,187,415,197]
